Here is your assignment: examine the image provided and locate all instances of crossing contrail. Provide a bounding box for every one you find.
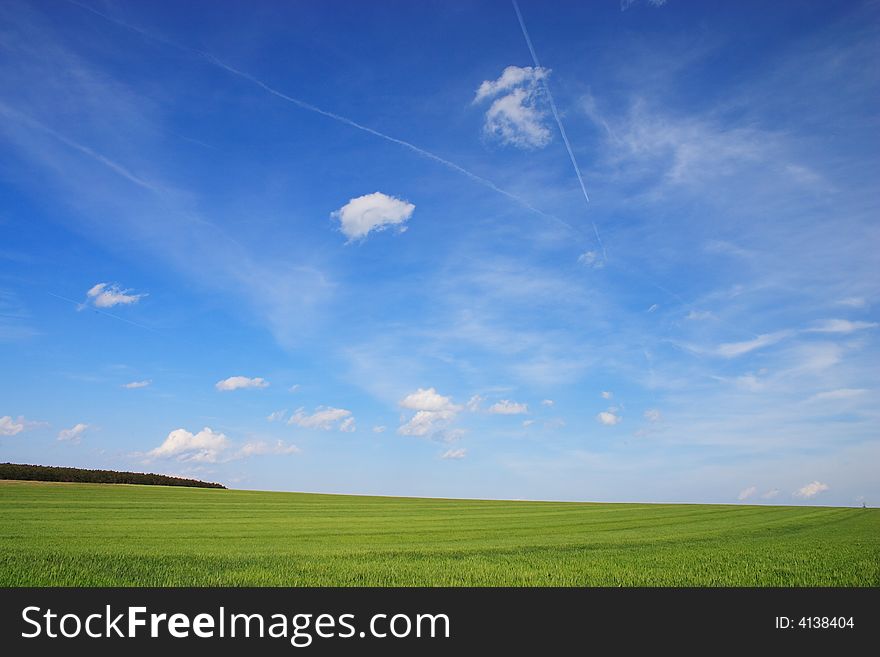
[203,55,581,233]
[65,0,589,237]
[512,0,606,260]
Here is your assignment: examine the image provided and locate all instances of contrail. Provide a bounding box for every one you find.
[47,292,160,333]
[203,55,579,233]
[65,1,581,235]
[512,0,606,260]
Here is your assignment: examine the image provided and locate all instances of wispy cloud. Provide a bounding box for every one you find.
[57,422,89,443]
[122,379,151,389]
[474,65,551,148]
[793,481,829,499]
[288,407,355,432]
[441,448,466,460]
[737,486,756,501]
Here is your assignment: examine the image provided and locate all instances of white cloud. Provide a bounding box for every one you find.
[267,409,287,422]
[288,384,301,393]
[522,419,536,428]
[441,448,467,460]
[0,415,25,436]
[762,488,780,499]
[601,391,613,400]
[398,409,458,437]
[738,486,757,501]
[597,410,621,426]
[836,297,866,308]
[215,376,269,391]
[578,250,604,269]
[686,309,714,321]
[647,304,659,313]
[475,66,551,148]
[400,387,460,412]
[122,380,151,389]
[806,319,878,334]
[541,399,554,407]
[621,0,667,10]
[288,407,354,432]
[372,425,386,433]
[644,408,662,422]
[237,440,300,457]
[793,481,830,499]
[57,422,89,443]
[488,400,529,415]
[466,394,483,411]
[331,192,415,241]
[83,282,146,308]
[148,427,231,463]
[807,388,867,402]
[716,331,793,358]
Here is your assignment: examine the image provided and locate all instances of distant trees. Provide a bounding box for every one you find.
[0,463,225,489]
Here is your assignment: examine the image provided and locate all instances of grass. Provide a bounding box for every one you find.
[1,480,877,586]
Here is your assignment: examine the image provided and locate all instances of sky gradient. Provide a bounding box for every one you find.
[1,0,878,505]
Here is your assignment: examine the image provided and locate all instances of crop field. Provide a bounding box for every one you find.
[0,480,877,586]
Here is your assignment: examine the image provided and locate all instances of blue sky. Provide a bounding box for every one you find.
[1,0,877,505]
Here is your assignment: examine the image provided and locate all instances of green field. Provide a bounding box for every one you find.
[1,480,877,586]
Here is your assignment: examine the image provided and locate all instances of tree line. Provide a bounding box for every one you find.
[0,463,226,489]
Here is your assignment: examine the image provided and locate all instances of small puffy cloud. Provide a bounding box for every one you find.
[288,384,301,393]
[601,391,613,400]
[644,408,662,423]
[596,410,621,426]
[488,400,529,415]
[762,488,780,499]
[57,423,89,443]
[793,481,830,499]
[400,388,460,412]
[738,486,757,501]
[541,399,554,407]
[522,419,535,428]
[0,415,25,436]
[237,440,300,458]
[372,425,386,433]
[578,250,604,269]
[474,66,551,148]
[466,394,483,412]
[398,387,461,437]
[441,448,467,460]
[267,409,287,422]
[215,376,269,391]
[331,192,415,241]
[716,331,792,358]
[148,427,230,463]
[122,380,151,389]
[806,319,878,334]
[288,407,354,431]
[84,283,146,309]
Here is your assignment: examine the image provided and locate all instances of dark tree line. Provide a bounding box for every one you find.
[0,463,226,489]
